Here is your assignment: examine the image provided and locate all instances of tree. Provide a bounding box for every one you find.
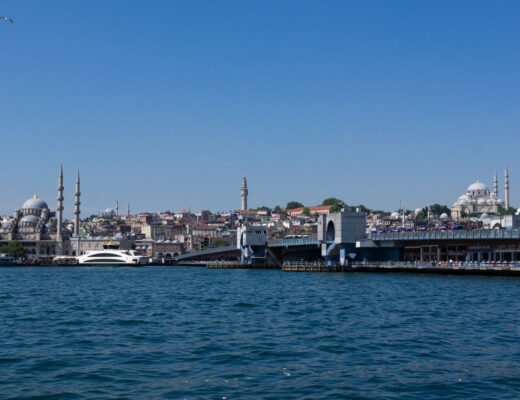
[301,207,310,216]
[429,204,450,217]
[131,242,137,250]
[501,207,517,216]
[0,241,26,259]
[286,201,304,210]
[322,198,342,206]
[212,240,228,248]
[460,210,468,218]
[273,205,287,215]
[256,206,270,211]
[416,211,426,219]
[330,203,342,213]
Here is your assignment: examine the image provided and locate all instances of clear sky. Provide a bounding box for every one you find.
[1,1,519,217]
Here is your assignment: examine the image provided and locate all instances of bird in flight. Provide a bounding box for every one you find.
[1,17,13,23]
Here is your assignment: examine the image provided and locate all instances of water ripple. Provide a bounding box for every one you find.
[0,267,519,399]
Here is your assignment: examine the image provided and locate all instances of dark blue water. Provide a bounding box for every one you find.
[0,267,519,399]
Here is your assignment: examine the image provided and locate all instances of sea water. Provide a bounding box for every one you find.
[0,266,519,399]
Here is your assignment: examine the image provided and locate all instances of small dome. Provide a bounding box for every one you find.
[2,222,12,228]
[391,212,400,218]
[22,194,48,210]
[440,213,449,219]
[114,233,125,240]
[103,208,115,217]
[496,199,504,205]
[477,198,487,205]
[486,199,494,205]
[20,215,39,224]
[481,213,489,219]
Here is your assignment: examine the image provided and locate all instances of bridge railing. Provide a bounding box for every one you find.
[268,237,320,247]
[370,229,520,241]
[282,260,520,269]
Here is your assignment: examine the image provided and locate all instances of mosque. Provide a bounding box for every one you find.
[450,167,510,218]
[0,164,80,258]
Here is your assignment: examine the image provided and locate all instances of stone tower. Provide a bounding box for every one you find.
[56,163,64,254]
[505,164,510,210]
[241,176,248,211]
[116,200,119,216]
[74,170,81,236]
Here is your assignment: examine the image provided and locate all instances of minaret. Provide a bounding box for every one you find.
[56,163,64,254]
[115,200,119,216]
[494,170,498,198]
[74,170,81,236]
[241,176,248,210]
[127,202,130,217]
[505,164,510,210]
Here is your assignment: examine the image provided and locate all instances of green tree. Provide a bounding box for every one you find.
[501,207,517,216]
[429,204,450,217]
[301,207,310,216]
[460,210,468,218]
[286,201,304,210]
[0,241,26,259]
[256,206,270,211]
[273,205,287,215]
[330,203,342,213]
[322,198,342,206]
[212,239,228,248]
[416,211,426,219]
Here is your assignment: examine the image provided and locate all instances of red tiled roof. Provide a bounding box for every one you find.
[287,205,332,213]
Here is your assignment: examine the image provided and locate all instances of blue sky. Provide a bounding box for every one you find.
[1,1,518,217]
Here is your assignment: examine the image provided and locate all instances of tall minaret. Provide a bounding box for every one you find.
[241,176,248,210]
[494,170,498,198]
[127,202,130,217]
[115,200,119,216]
[505,164,510,210]
[56,163,64,254]
[74,170,81,236]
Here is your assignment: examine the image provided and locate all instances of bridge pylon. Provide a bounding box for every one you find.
[317,210,366,265]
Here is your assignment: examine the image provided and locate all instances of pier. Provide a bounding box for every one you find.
[281,261,520,276]
[180,260,520,276]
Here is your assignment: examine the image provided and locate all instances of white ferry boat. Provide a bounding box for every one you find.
[77,241,148,266]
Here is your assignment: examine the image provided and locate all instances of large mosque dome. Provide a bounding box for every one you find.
[22,194,48,210]
[466,180,490,196]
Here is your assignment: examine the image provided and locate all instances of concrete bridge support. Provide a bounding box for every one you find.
[317,211,366,265]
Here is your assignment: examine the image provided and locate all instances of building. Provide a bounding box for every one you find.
[287,205,332,217]
[451,179,504,218]
[0,164,73,257]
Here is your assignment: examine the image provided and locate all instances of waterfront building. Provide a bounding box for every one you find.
[0,164,74,257]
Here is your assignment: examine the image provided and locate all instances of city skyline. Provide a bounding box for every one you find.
[1,1,519,214]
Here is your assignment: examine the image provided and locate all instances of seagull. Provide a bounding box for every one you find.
[0,17,13,23]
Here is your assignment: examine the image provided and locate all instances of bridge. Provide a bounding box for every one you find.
[370,229,520,241]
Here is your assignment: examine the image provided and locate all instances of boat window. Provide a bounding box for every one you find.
[85,253,124,258]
